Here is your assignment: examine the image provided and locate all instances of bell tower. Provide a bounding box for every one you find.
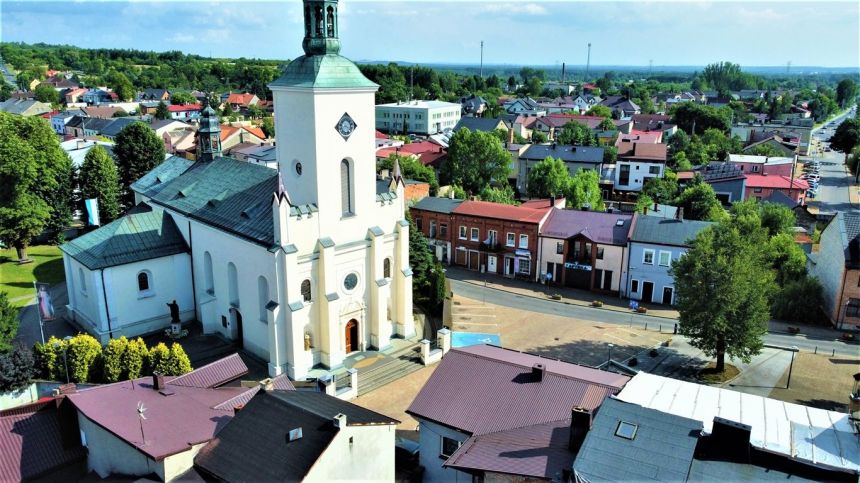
[196,97,222,163]
[302,0,340,56]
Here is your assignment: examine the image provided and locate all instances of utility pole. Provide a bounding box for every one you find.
[786,60,791,74]
[649,59,653,77]
[410,66,414,101]
[585,43,592,80]
[479,41,484,79]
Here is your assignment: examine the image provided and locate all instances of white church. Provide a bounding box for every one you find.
[59,0,414,380]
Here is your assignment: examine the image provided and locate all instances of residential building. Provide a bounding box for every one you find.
[599,96,641,119]
[744,173,808,204]
[459,94,487,116]
[60,138,114,169]
[62,4,414,380]
[727,153,797,177]
[51,110,80,134]
[538,208,632,293]
[376,140,447,171]
[193,389,397,482]
[99,117,141,141]
[64,116,115,138]
[375,99,461,135]
[226,91,260,111]
[614,143,668,192]
[165,103,201,121]
[741,134,798,157]
[64,87,89,104]
[502,96,546,116]
[0,98,52,116]
[81,88,116,105]
[406,345,629,482]
[517,144,605,194]
[677,163,747,206]
[220,123,267,151]
[732,118,812,155]
[631,114,677,139]
[808,211,860,328]
[81,105,125,119]
[410,197,464,264]
[532,114,604,140]
[138,88,170,101]
[451,199,559,279]
[615,130,662,147]
[623,214,712,304]
[151,119,192,138]
[452,116,506,134]
[231,143,278,169]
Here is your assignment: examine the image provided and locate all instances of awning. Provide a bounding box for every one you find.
[515,249,531,258]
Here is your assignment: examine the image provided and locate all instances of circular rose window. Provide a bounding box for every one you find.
[343,273,359,292]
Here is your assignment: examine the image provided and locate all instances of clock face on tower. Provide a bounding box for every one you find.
[335,112,357,140]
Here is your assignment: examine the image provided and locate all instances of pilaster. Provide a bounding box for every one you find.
[317,237,340,367]
[394,219,415,338]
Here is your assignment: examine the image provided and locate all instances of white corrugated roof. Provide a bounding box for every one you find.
[616,372,860,474]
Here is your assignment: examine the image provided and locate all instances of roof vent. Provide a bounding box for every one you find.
[287,427,303,442]
[159,389,175,397]
[333,413,347,428]
[532,363,546,382]
[615,219,625,226]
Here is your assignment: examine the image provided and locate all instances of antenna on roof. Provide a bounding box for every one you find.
[137,401,148,446]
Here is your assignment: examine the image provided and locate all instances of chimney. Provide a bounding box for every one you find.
[233,404,245,415]
[653,202,659,212]
[152,373,165,391]
[532,363,546,382]
[507,128,514,145]
[569,407,592,453]
[709,417,751,463]
[54,383,77,396]
[259,378,274,391]
[333,413,347,428]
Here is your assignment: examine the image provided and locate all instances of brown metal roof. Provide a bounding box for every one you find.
[168,352,248,388]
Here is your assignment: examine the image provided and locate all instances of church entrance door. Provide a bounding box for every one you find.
[230,308,244,349]
[345,319,358,354]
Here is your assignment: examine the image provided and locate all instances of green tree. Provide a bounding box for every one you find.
[670,151,692,171]
[603,145,617,164]
[114,121,166,208]
[154,100,170,120]
[478,185,517,205]
[747,143,785,157]
[642,176,679,205]
[634,193,655,213]
[771,277,825,324]
[674,178,725,221]
[170,92,196,105]
[830,118,860,168]
[442,128,511,193]
[33,336,64,381]
[759,202,795,237]
[221,102,235,118]
[66,334,102,383]
[670,102,732,135]
[0,292,19,353]
[671,221,774,372]
[766,233,807,287]
[531,130,548,144]
[167,343,192,375]
[102,336,128,383]
[565,168,603,210]
[146,342,171,375]
[79,145,121,224]
[122,337,148,379]
[0,344,35,391]
[261,116,275,138]
[33,84,60,104]
[836,79,858,108]
[246,104,263,119]
[556,121,596,146]
[407,212,435,310]
[585,105,612,119]
[108,71,135,101]
[527,157,569,198]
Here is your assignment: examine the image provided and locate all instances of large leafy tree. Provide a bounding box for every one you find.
[556,121,596,146]
[565,168,603,210]
[107,70,135,101]
[33,84,60,104]
[642,175,679,205]
[585,105,612,119]
[478,185,517,205]
[0,344,35,392]
[831,118,860,170]
[671,219,774,372]
[442,128,511,194]
[0,292,19,353]
[154,101,170,120]
[836,79,858,108]
[670,102,732,135]
[406,211,435,311]
[674,176,725,221]
[170,92,196,105]
[79,145,121,224]
[114,121,166,208]
[527,156,569,198]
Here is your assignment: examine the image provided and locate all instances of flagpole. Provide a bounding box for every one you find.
[33,281,45,344]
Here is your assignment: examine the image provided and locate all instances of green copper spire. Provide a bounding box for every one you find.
[196,96,221,162]
[302,0,341,56]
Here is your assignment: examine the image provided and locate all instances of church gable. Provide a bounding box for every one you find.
[148,156,279,247]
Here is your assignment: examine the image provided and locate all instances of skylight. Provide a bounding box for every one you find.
[615,219,625,226]
[615,421,638,440]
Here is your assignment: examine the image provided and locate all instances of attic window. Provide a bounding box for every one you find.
[241,201,265,219]
[615,421,638,440]
[615,219,625,226]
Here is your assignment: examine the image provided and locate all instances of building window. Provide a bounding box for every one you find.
[846,298,860,318]
[615,421,638,440]
[416,217,423,232]
[79,268,87,294]
[752,165,760,172]
[440,223,448,238]
[487,230,497,246]
[343,273,359,293]
[649,165,660,175]
[753,187,762,193]
[203,251,214,295]
[440,436,461,458]
[470,228,479,241]
[228,262,239,307]
[597,247,605,260]
[619,164,630,185]
[383,258,391,278]
[341,159,353,215]
[519,234,528,249]
[137,271,150,292]
[430,220,437,238]
[556,242,564,254]
[301,279,312,303]
[258,276,269,323]
[643,249,655,265]
[631,279,639,294]
[658,251,671,267]
[519,259,531,275]
[506,232,515,247]
[459,226,467,240]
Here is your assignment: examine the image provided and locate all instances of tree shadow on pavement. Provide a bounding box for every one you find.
[526,338,664,369]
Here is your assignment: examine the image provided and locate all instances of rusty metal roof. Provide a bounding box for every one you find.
[169,353,248,388]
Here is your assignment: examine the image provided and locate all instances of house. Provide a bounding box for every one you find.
[622,214,712,304]
[727,153,797,177]
[744,173,808,204]
[0,98,53,116]
[99,117,141,141]
[741,134,798,157]
[451,199,560,279]
[375,99,462,135]
[81,105,125,119]
[226,92,260,111]
[808,211,860,328]
[502,96,546,116]
[81,88,115,105]
[614,143,668,192]
[538,208,632,293]
[599,96,641,119]
[517,144,605,194]
[459,94,487,116]
[168,103,202,121]
[41,75,78,90]
[151,119,191,138]
[220,123,267,151]
[138,88,170,101]
[406,345,630,482]
[615,130,662,147]
[51,111,80,134]
[59,203,194,342]
[532,114,604,140]
[193,389,397,482]
[163,129,198,157]
[410,197,464,264]
[60,138,115,168]
[452,116,506,134]
[677,163,747,206]
[732,118,812,155]
[64,87,89,104]
[230,143,278,169]
[376,140,448,170]
[614,372,860,479]
[64,116,115,138]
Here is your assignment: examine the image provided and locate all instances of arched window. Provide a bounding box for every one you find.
[383,258,391,279]
[301,279,312,303]
[137,271,151,292]
[341,159,352,215]
[203,251,214,295]
[228,262,239,307]
[304,6,311,37]
[326,6,334,37]
[258,276,269,323]
[79,268,87,294]
[315,6,323,35]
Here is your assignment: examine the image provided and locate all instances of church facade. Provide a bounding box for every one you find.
[60,0,413,380]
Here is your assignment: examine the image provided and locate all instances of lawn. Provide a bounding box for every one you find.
[0,245,65,307]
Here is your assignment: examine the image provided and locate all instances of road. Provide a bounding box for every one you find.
[450,278,859,357]
[806,107,857,214]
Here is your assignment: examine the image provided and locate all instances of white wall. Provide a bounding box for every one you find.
[417,419,472,483]
[305,423,395,481]
[615,160,664,192]
[594,244,625,292]
[65,257,105,335]
[78,412,162,479]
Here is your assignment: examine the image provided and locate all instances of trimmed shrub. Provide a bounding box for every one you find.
[167,343,192,376]
[147,342,171,375]
[102,336,129,383]
[66,334,102,383]
[33,336,66,381]
[0,344,35,391]
[123,337,148,379]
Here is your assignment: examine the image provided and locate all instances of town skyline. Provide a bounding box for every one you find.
[2,1,859,68]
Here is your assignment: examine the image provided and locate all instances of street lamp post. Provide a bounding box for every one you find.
[607,343,615,368]
[786,346,800,389]
[54,335,73,384]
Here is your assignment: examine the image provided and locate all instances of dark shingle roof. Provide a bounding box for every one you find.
[764,190,799,209]
[147,157,279,247]
[454,117,505,133]
[541,209,633,245]
[412,196,464,214]
[130,155,195,199]
[60,203,189,270]
[838,211,860,268]
[573,398,702,482]
[520,144,605,164]
[194,390,397,482]
[630,215,713,247]
[99,117,139,138]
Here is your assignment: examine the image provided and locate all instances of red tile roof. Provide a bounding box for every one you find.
[453,200,551,224]
[167,103,202,112]
[376,141,447,166]
[244,125,266,140]
[375,130,389,139]
[407,345,628,436]
[227,92,257,107]
[617,142,667,162]
[744,174,809,190]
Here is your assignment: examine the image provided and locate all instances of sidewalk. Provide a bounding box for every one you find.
[446,266,680,318]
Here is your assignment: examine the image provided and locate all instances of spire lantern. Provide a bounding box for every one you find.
[302,0,341,56]
[196,96,222,163]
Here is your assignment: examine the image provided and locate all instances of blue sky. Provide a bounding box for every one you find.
[2,1,858,67]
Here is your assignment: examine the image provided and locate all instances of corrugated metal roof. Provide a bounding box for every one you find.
[616,372,860,475]
[0,403,87,481]
[541,208,632,245]
[170,353,248,388]
[630,215,713,247]
[407,345,628,436]
[412,196,464,214]
[131,155,195,199]
[573,397,702,482]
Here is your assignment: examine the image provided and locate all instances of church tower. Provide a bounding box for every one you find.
[268,0,379,240]
[196,98,222,162]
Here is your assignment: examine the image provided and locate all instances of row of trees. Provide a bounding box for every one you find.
[526,157,603,210]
